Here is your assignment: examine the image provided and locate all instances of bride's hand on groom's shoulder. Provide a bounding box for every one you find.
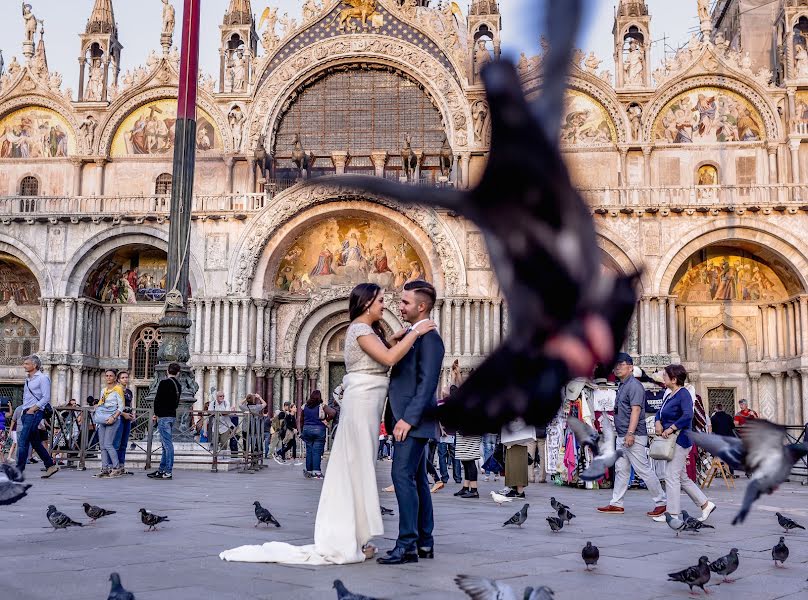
[390,328,409,342]
[415,320,438,336]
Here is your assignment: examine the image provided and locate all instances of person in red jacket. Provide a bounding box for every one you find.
[733,398,758,428]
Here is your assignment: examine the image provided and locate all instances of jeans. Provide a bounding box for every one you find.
[114,416,132,465]
[97,420,120,469]
[437,442,462,483]
[481,433,497,472]
[301,426,326,472]
[157,417,175,473]
[263,432,272,457]
[16,411,54,472]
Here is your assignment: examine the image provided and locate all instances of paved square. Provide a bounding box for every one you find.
[2,462,807,600]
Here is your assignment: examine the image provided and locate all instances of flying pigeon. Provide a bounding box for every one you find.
[83,503,116,522]
[566,416,623,481]
[557,506,576,524]
[455,575,554,600]
[772,537,789,567]
[253,501,281,528]
[46,505,83,530]
[310,0,638,435]
[667,556,711,595]
[664,512,686,537]
[690,420,808,525]
[491,490,513,506]
[545,516,564,533]
[503,503,529,528]
[0,462,31,506]
[380,506,395,516]
[333,579,380,600]
[681,510,715,533]
[776,512,805,533]
[709,548,739,583]
[581,541,599,571]
[139,508,169,531]
[549,497,569,512]
[107,572,135,600]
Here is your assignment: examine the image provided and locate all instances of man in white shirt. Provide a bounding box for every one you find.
[210,391,234,455]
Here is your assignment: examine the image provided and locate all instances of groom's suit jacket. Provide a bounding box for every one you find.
[387,329,444,440]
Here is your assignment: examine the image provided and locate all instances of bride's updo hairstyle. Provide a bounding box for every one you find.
[349,283,389,347]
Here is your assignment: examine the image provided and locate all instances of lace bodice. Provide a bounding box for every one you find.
[344,323,389,375]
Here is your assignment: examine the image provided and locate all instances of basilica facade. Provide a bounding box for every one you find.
[1,0,807,427]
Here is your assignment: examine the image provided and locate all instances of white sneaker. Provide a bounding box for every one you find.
[294,461,303,466]
[272,455,283,465]
[652,513,670,523]
[699,501,716,522]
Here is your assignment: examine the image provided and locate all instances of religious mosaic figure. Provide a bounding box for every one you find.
[624,39,644,85]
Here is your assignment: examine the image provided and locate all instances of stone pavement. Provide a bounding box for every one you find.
[2,460,807,600]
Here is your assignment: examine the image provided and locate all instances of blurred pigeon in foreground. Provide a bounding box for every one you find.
[690,420,808,525]
[47,505,82,530]
[0,462,31,506]
[545,516,564,533]
[667,556,711,595]
[557,506,576,524]
[582,541,599,571]
[664,512,686,537]
[312,0,637,435]
[549,497,568,512]
[503,503,529,528]
[139,508,169,531]
[709,548,739,583]
[776,512,805,533]
[491,490,513,506]
[333,579,380,600]
[83,503,116,522]
[772,537,789,567]
[253,501,281,528]
[681,510,714,533]
[567,416,623,481]
[455,575,554,600]
[380,506,394,516]
[108,572,135,600]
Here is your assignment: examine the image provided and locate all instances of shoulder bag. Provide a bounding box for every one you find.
[648,389,681,461]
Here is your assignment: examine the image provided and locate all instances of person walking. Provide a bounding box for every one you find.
[481,432,498,481]
[148,362,181,480]
[709,402,736,476]
[597,353,666,516]
[301,390,332,478]
[16,355,58,478]
[454,429,481,498]
[653,364,717,523]
[94,370,124,479]
[270,402,291,464]
[113,371,135,475]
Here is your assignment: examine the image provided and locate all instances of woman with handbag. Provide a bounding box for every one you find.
[652,364,717,523]
[300,390,335,479]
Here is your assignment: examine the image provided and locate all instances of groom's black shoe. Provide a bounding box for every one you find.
[377,547,418,565]
[417,547,434,559]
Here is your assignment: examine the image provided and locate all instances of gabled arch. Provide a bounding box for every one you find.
[0,234,52,297]
[0,95,83,154]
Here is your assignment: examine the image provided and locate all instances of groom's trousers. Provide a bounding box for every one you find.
[391,436,434,552]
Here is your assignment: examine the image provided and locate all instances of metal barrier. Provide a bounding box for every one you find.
[785,425,808,484]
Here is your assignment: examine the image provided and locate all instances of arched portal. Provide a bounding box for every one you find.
[697,325,750,414]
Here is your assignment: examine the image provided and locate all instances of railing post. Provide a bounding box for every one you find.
[145,411,154,470]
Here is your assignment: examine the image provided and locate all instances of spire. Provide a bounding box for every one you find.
[616,0,648,18]
[224,0,253,26]
[86,0,116,35]
[469,0,499,16]
[35,25,48,74]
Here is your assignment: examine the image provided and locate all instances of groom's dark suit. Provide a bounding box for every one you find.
[387,329,444,555]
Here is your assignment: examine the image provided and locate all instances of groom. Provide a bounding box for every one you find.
[378,280,444,565]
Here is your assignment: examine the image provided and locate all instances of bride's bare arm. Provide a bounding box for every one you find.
[357,321,437,367]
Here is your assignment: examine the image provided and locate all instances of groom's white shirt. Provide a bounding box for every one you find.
[408,318,431,333]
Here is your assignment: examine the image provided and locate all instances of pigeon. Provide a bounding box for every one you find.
[664,512,686,537]
[709,548,739,583]
[667,556,711,595]
[557,506,576,524]
[46,505,83,530]
[455,575,554,600]
[549,497,569,512]
[253,501,281,528]
[503,503,529,528]
[567,416,623,481]
[772,536,789,567]
[0,462,31,506]
[83,503,116,522]
[311,0,638,435]
[581,541,599,570]
[139,508,169,531]
[380,505,395,516]
[333,579,380,600]
[690,420,808,525]
[681,510,715,533]
[491,490,513,506]
[776,512,805,533]
[545,516,564,533]
[107,572,135,600]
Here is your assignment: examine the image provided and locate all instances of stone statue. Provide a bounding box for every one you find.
[713,31,729,54]
[796,44,808,78]
[228,105,245,150]
[474,39,492,77]
[624,38,644,85]
[584,51,601,74]
[302,0,322,22]
[86,59,104,101]
[291,133,314,180]
[517,52,530,76]
[279,12,297,37]
[254,134,273,182]
[232,51,247,92]
[79,114,98,150]
[401,134,417,181]
[146,50,160,71]
[741,51,752,71]
[627,104,642,141]
[22,3,38,43]
[472,99,488,142]
[161,0,176,37]
[697,0,710,23]
[439,135,454,178]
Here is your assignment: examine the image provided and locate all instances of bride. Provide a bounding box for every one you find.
[220,283,436,565]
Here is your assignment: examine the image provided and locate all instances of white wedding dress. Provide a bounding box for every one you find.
[220,322,389,565]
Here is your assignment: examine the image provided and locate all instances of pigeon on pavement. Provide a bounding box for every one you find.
[772,537,789,567]
[545,516,564,533]
[139,508,169,531]
[557,506,576,524]
[566,416,623,481]
[776,512,805,533]
[83,503,116,522]
[253,501,281,528]
[549,497,568,512]
[107,572,135,600]
[709,548,739,583]
[455,575,554,600]
[690,420,808,525]
[46,505,82,530]
[333,579,380,600]
[503,503,529,528]
[681,510,715,533]
[664,512,686,537]
[380,506,395,516]
[667,556,711,595]
[0,462,31,506]
[491,490,513,506]
[581,541,599,570]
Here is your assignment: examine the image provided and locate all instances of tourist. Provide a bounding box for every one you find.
[16,355,58,478]
[709,402,736,475]
[271,402,292,464]
[503,442,528,499]
[239,393,267,462]
[300,390,332,478]
[653,364,717,523]
[0,401,8,461]
[210,391,234,456]
[114,371,135,474]
[597,353,666,516]
[279,404,300,465]
[148,362,181,480]
[481,431,498,482]
[378,422,391,460]
[733,398,758,428]
[329,383,343,439]
[263,408,273,458]
[94,369,124,478]
[454,427,481,498]
[434,423,462,492]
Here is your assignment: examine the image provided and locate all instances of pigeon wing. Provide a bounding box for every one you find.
[738,419,788,474]
[689,431,745,470]
[455,575,519,600]
[0,481,31,505]
[732,478,762,525]
[566,416,598,450]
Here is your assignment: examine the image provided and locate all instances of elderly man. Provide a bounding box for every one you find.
[733,398,758,428]
[16,355,59,478]
[597,353,666,516]
[210,391,234,456]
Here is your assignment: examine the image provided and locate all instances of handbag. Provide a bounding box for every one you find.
[649,431,680,461]
[501,419,537,446]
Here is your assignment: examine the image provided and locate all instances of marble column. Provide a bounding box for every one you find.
[241,299,250,354]
[441,299,452,354]
[70,366,82,402]
[642,147,652,186]
[657,297,668,355]
[331,152,348,175]
[482,300,491,354]
[194,367,205,407]
[773,372,785,424]
[281,369,292,403]
[203,300,212,353]
[460,153,471,188]
[800,297,808,356]
[194,299,203,354]
[223,368,233,404]
[94,159,106,195]
[44,299,56,352]
[308,369,319,395]
[231,300,240,357]
[74,300,87,354]
[463,300,472,356]
[667,296,678,356]
[213,299,222,355]
[453,300,461,357]
[433,299,441,335]
[255,300,267,365]
[472,300,482,356]
[294,369,305,428]
[248,157,257,193]
[255,370,266,401]
[749,374,760,414]
[789,138,801,184]
[758,306,767,360]
[56,365,68,405]
[224,156,235,194]
[101,306,112,357]
[493,299,502,347]
[777,304,787,358]
[207,366,219,399]
[801,369,808,427]
[370,151,388,178]
[71,159,83,197]
[266,369,277,413]
[640,297,650,356]
[237,367,247,401]
[219,299,229,354]
[767,144,778,185]
[270,306,278,363]
[62,299,75,353]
